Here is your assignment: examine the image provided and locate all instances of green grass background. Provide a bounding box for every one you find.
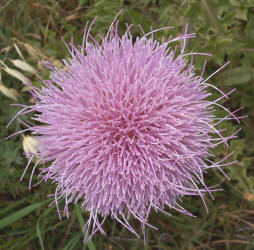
[0,0,254,249]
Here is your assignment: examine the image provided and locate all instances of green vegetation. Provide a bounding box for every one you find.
[0,0,254,249]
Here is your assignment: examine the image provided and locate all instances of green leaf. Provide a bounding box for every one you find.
[36,221,45,250]
[0,197,27,216]
[36,206,55,250]
[215,67,254,86]
[75,205,96,250]
[63,233,82,250]
[229,157,253,193]
[235,6,248,21]
[0,201,46,230]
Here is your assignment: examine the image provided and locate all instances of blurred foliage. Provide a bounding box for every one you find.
[0,0,254,249]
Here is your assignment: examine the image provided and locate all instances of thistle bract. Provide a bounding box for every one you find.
[15,17,240,242]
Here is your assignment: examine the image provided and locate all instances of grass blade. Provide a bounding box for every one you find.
[0,201,46,230]
[75,205,96,250]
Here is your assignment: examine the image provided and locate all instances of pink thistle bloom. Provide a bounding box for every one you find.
[10,15,242,242]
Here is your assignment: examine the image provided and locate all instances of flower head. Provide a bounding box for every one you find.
[14,16,240,242]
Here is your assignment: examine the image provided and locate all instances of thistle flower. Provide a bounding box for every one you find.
[10,15,241,242]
